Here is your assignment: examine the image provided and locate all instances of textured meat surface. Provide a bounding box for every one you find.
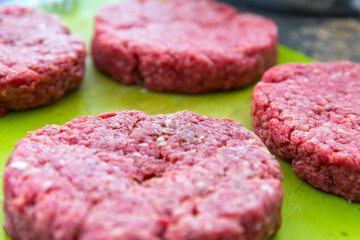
[4,110,283,240]
[251,61,360,200]
[91,0,278,94]
[0,6,86,116]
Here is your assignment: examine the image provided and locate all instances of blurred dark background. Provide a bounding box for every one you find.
[221,0,360,62]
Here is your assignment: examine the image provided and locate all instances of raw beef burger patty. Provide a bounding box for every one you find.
[0,6,86,116]
[4,110,283,240]
[251,61,360,200]
[92,0,278,94]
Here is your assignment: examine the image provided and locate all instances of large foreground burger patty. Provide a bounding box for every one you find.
[0,6,86,116]
[91,0,278,94]
[251,61,360,200]
[4,110,283,240]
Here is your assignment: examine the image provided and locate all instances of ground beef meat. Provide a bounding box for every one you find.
[0,6,86,116]
[251,61,360,201]
[4,110,283,240]
[91,0,278,94]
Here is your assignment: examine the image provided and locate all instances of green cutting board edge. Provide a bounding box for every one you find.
[0,1,359,239]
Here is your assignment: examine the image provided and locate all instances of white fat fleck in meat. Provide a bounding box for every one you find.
[198,135,205,143]
[131,152,142,157]
[164,118,172,127]
[284,92,290,100]
[156,136,165,142]
[260,184,274,195]
[38,23,46,29]
[9,161,28,170]
[156,136,167,146]
[59,159,66,166]
[196,181,206,189]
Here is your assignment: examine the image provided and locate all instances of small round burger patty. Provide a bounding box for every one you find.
[0,6,86,116]
[4,110,282,240]
[91,0,278,94]
[251,61,360,201]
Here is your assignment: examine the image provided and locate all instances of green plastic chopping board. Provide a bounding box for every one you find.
[0,1,359,239]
